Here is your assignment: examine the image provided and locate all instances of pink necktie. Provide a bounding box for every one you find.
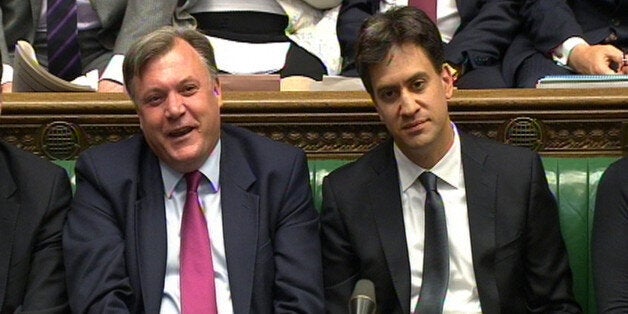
[180,171,218,314]
[408,0,437,23]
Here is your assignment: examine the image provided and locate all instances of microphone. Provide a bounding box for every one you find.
[349,279,376,314]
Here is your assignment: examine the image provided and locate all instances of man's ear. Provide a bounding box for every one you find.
[213,77,221,96]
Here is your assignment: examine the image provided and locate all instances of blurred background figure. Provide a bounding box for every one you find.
[336,0,521,88]
[0,1,174,92]
[503,0,628,87]
[174,0,342,80]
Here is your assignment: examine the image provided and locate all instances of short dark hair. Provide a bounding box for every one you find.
[356,6,445,95]
[123,26,219,101]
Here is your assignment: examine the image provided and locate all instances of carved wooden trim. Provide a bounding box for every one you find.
[1,88,627,160]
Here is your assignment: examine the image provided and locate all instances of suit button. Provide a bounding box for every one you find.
[474,57,490,66]
[612,18,621,26]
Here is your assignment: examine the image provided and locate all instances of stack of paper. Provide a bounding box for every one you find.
[536,75,628,89]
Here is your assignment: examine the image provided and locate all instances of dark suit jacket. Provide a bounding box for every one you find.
[502,0,628,87]
[320,133,582,313]
[336,0,520,78]
[592,157,628,312]
[0,141,71,314]
[0,0,175,71]
[63,124,324,313]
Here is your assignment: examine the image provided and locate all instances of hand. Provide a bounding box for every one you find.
[620,57,628,74]
[98,80,125,93]
[568,44,625,75]
[2,82,12,93]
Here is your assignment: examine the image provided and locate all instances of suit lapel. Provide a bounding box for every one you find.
[0,154,18,311]
[135,147,168,313]
[220,132,258,314]
[460,134,500,313]
[367,141,412,314]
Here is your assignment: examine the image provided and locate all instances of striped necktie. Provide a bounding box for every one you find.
[408,0,437,23]
[46,0,82,80]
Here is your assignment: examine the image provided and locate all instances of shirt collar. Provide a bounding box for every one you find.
[161,139,222,198]
[394,123,463,192]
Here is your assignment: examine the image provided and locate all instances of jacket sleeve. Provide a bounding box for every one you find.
[19,166,72,314]
[63,153,134,313]
[445,0,521,70]
[523,154,582,313]
[336,0,378,76]
[592,158,628,313]
[518,0,583,54]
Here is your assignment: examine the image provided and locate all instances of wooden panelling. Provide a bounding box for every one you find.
[1,88,627,160]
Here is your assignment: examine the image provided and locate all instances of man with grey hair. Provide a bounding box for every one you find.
[64,27,324,313]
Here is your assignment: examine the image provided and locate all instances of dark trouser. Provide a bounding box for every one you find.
[514,52,572,88]
[457,65,509,89]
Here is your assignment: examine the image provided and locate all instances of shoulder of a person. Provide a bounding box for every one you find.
[78,134,144,160]
[221,124,304,156]
[325,139,392,183]
[599,157,628,185]
[0,141,65,174]
[461,132,537,159]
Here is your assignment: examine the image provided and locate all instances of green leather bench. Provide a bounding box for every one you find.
[55,157,618,314]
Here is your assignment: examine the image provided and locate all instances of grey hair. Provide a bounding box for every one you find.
[123,26,219,101]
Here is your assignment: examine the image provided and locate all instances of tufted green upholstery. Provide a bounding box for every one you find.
[55,157,618,313]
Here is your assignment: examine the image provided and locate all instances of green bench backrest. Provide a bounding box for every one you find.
[56,157,618,314]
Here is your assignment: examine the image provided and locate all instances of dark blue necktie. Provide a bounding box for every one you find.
[415,171,449,314]
[47,0,82,80]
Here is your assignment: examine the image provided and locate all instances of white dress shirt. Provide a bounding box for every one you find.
[159,141,234,314]
[380,0,461,43]
[394,124,482,313]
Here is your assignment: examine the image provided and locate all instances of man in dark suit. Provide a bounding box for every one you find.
[63,27,324,313]
[320,7,581,313]
[0,0,175,92]
[336,0,520,88]
[503,0,627,87]
[0,56,72,313]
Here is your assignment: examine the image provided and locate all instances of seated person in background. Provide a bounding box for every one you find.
[592,157,628,312]
[336,0,521,88]
[0,54,72,313]
[503,0,627,88]
[320,6,582,313]
[63,27,324,313]
[0,1,174,92]
[173,0,342,80]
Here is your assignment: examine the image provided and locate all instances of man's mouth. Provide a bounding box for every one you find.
[168,126,194,138]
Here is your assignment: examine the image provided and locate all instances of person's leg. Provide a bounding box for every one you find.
[514,52,572,88]
[456,65,507,89]
[281,43,326,80]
